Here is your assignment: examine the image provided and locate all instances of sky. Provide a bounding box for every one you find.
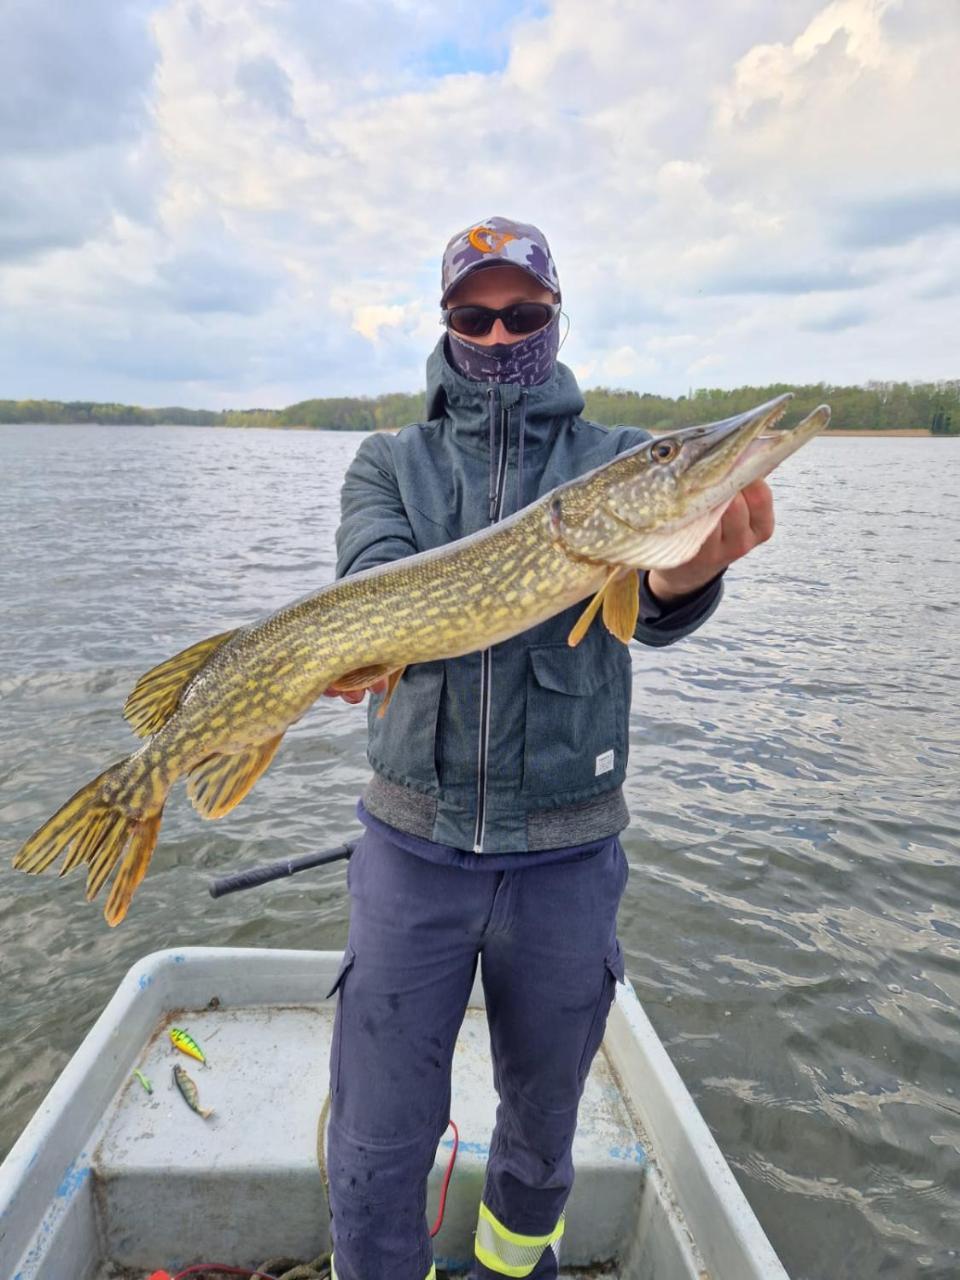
[0,0,958,408]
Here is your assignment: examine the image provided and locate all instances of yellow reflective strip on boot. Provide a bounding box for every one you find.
[425,1268,436,1280]
[474,1202,565,1277]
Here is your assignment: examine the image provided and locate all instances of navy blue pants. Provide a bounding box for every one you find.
[326,827,627,1280]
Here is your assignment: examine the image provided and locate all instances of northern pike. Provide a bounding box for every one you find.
[12,393,829,926]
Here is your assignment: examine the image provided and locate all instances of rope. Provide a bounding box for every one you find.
[316,1088,331,1207]
[256,1256,330,1280]
[169,1095,453,1280]
[170,1263,329,1280]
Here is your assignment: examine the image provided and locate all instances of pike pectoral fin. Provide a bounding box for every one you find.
[330,664,392,691]
[375,666,406,718]
[124,630,238,737]
[601,570,640,643]
[332,663,405,716]
[568,567,624,647]
[187,733,284,820]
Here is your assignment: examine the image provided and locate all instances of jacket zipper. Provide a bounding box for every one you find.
[474,397,510,852]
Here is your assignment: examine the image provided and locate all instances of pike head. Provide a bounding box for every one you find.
[550,394,831,570]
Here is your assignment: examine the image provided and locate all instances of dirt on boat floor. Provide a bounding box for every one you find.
[97,1265,621,1279]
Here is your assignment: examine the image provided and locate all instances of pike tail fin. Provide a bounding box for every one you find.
[13,758,168,927]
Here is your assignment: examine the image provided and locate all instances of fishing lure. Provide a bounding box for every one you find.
[133,1068,153,1095]
[169,1026,206,1063]
[173,1064,213,1119]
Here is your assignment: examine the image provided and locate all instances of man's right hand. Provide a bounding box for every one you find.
[323,678,389,705]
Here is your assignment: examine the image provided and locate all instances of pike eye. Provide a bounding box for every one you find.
[651,439,679,463]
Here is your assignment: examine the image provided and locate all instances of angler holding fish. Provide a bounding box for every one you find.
[12,217,828,1280]
[321,221,825,1280]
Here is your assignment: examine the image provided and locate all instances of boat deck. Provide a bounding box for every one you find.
[1,948,790,1280]
[90,1002,642,1275]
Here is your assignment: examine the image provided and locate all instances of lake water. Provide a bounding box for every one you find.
[0,423,958,1279]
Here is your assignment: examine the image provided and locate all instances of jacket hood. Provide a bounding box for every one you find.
[424,336,585,449]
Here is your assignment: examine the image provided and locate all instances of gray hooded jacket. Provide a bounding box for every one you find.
[335,339,723,854]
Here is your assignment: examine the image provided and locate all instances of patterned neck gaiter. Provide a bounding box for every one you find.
[447,312,560,386]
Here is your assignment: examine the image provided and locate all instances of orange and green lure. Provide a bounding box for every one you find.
[169,1027,206,1064]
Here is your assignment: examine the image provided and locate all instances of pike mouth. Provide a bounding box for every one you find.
[688,396,832,509]
[655,397,831,549]
[722,404,831,489]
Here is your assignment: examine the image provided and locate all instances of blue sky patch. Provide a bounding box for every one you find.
[411,39,507,79]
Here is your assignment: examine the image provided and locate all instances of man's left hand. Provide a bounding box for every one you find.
[647,479,775,604]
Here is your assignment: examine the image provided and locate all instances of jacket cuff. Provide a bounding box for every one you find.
[634,570,724,647]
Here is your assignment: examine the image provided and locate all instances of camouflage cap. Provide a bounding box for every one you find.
[441,217,560,304]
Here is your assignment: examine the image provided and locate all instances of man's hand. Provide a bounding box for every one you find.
[324,678,389,705]
[647,479,775,604]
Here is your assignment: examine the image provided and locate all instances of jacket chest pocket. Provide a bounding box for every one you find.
[522,640,631,801]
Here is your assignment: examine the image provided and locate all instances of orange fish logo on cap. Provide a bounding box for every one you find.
[468,225,517,254]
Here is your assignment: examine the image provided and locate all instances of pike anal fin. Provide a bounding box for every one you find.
[568,568,639,647]
[187,733,284,820]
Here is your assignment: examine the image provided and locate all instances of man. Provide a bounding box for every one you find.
[324,218,774,1280]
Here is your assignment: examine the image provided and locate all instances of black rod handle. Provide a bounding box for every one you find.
[208,840,357,898]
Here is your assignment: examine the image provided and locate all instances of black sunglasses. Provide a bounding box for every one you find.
[441,301,560,338]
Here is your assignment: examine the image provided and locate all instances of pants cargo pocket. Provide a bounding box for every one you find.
[327,945,356,1097]
[576,940,625,1083]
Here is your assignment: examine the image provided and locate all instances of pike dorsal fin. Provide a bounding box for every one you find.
[601,570,640,643]
[187,734,285,820]
[124,630,237,738]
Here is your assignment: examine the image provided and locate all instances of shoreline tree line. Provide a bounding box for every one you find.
[0,380,956,433]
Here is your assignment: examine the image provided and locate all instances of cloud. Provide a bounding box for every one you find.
[836,190,960,248]
[235,55,296,119]
[701,266,874,296]
[0,144,160,264]
[156,245,281,315]
[801,304,871,332]
[0,0,958,405]
[0,0,156,154]
[0,0,160,265]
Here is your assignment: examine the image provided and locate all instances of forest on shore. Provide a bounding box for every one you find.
[1,380,957,433]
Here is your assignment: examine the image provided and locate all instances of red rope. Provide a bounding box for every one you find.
[429,1118,459,1238]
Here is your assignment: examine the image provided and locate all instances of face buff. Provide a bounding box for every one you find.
[447,310,561,386]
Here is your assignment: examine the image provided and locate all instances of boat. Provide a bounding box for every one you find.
[0,947,789,1279]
